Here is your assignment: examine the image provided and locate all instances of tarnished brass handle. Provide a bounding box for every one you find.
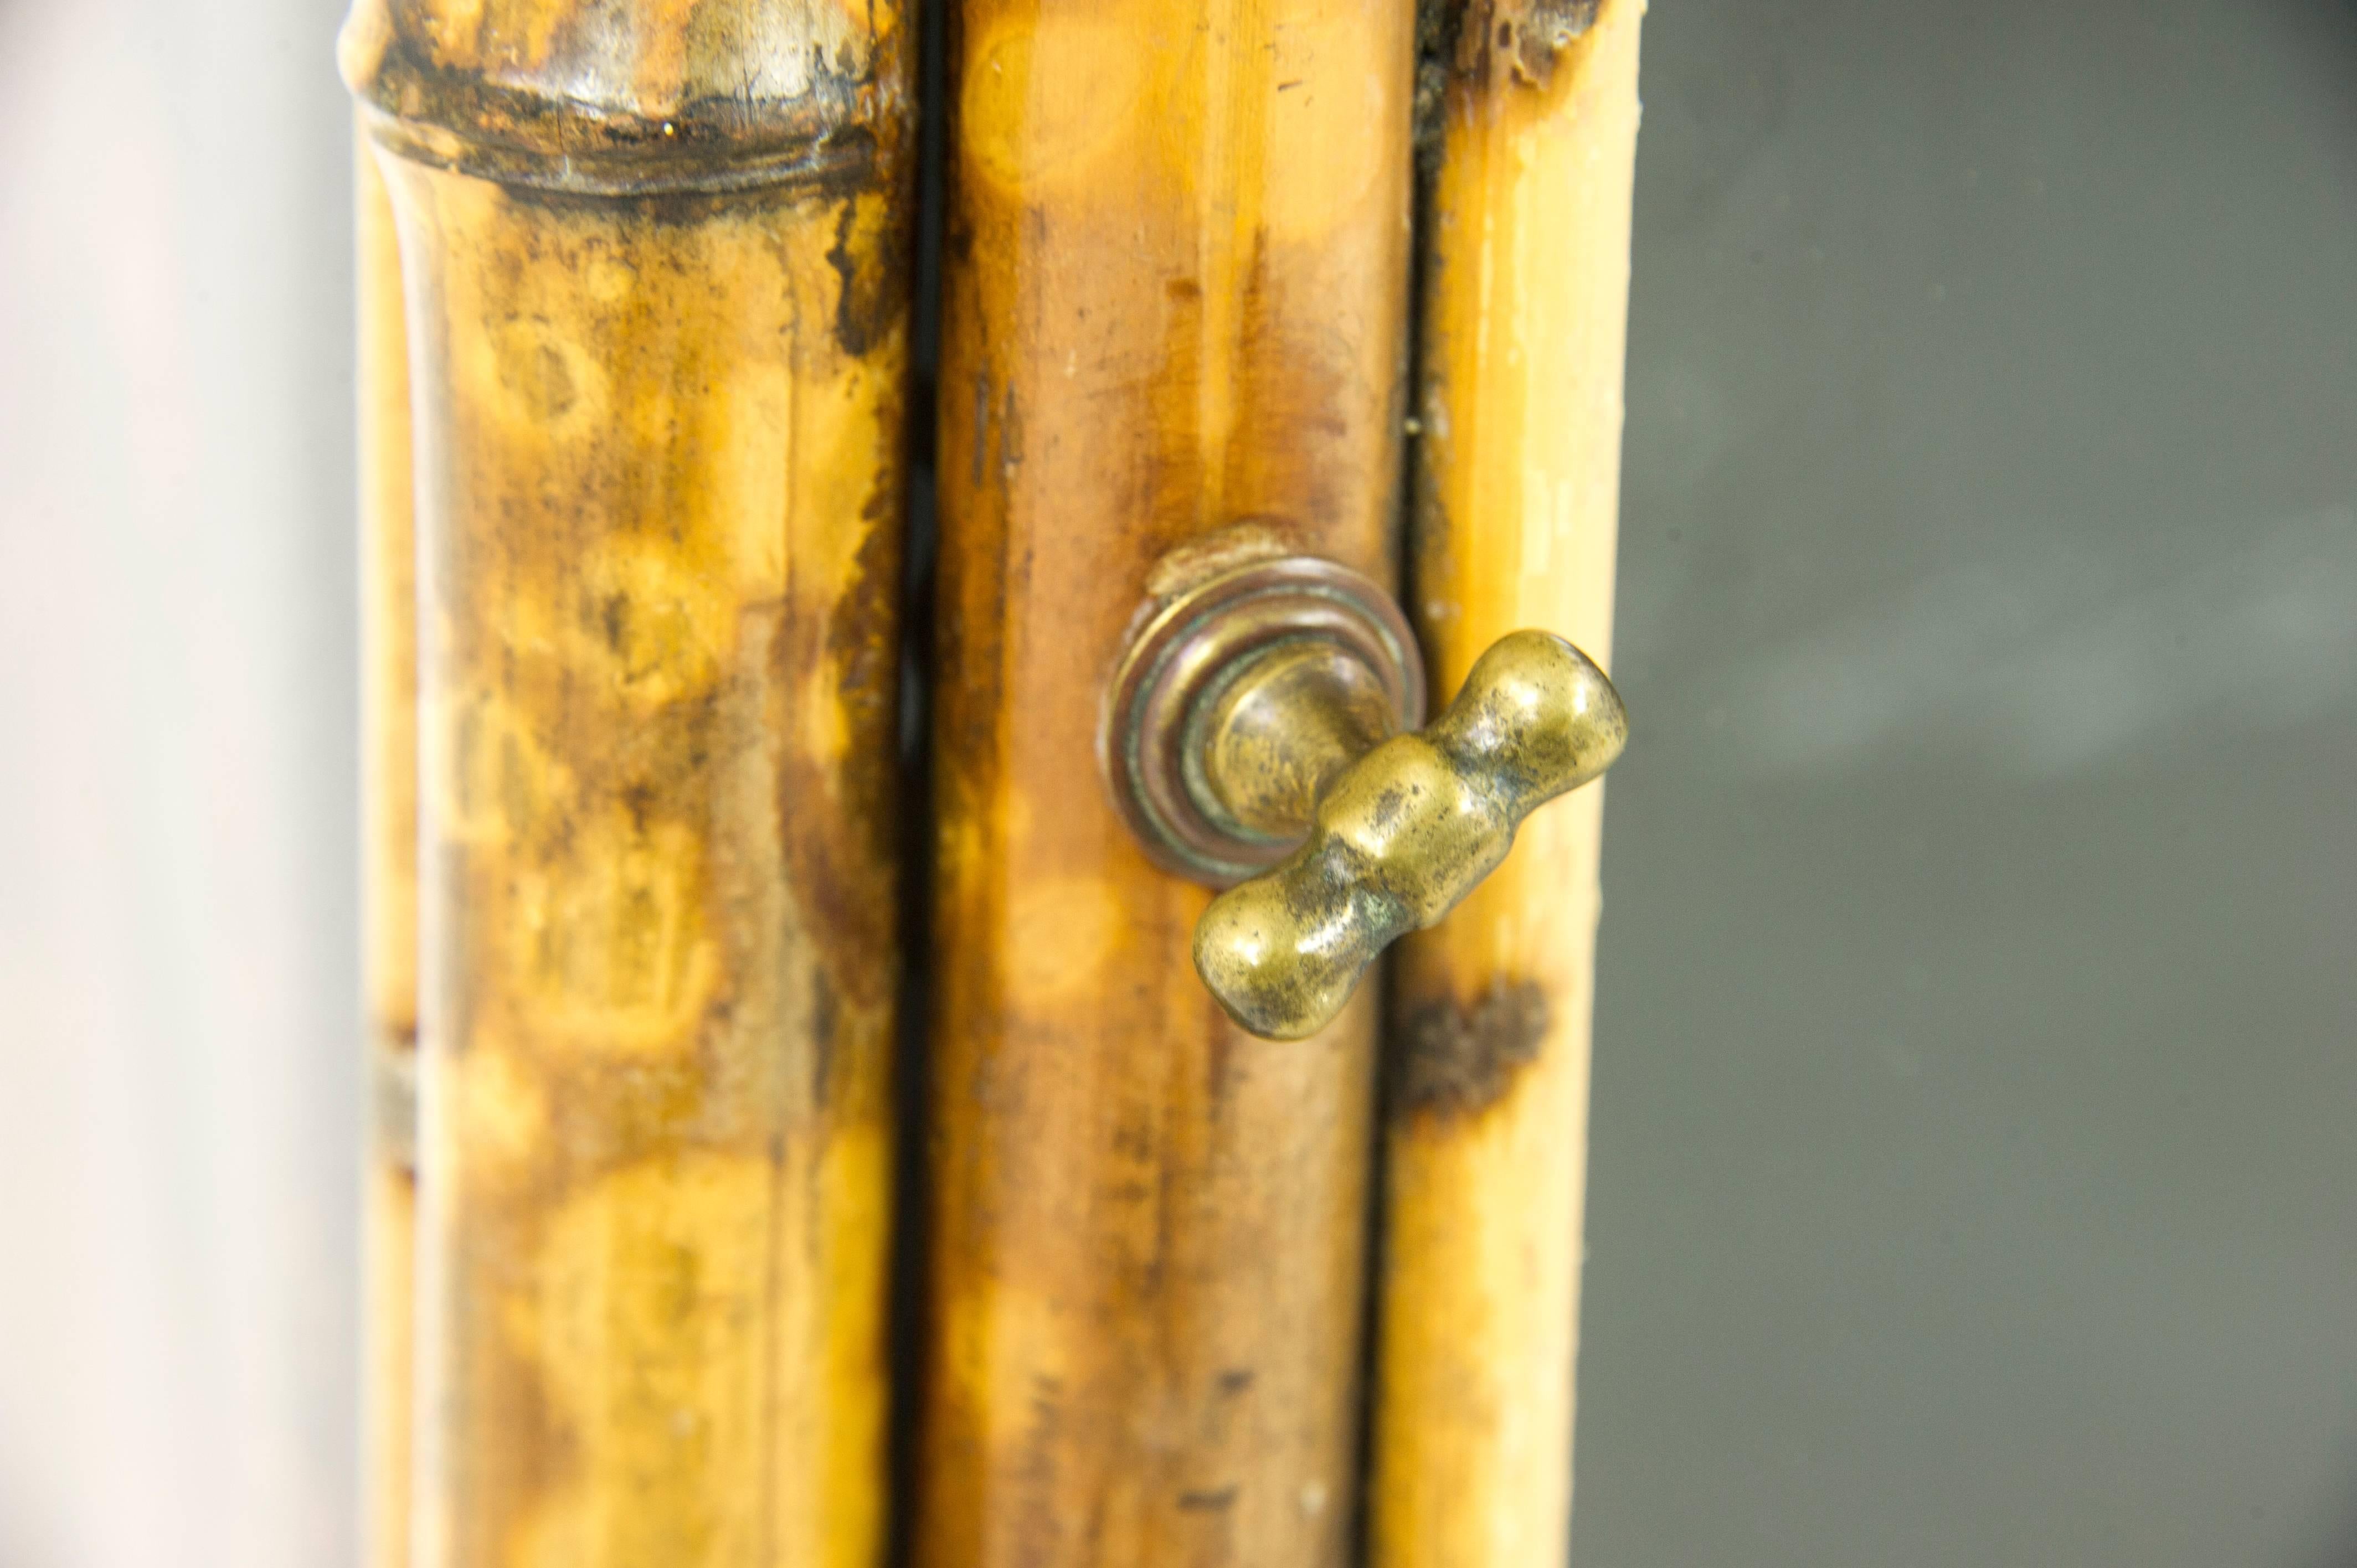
[1100,553,1627,1038]
[1193,630,1627,1039]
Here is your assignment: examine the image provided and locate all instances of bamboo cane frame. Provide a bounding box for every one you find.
[1370,2,1643,1564]
[918,0,1417,1561]
[344,3,917,1560]
[358,119,420,1568]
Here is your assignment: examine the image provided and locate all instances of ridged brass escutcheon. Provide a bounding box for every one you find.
[1193,629,1628,1040]
[1101,558,1426,885]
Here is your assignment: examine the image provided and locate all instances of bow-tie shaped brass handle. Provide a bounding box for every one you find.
[1102,555,1628,1039]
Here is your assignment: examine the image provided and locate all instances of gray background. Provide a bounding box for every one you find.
[0,1,2350,1565]
[1585,2,2357,1565]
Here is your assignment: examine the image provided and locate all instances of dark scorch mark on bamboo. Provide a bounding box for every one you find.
[1393,980,1551,1115]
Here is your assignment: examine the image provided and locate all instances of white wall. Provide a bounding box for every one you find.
[0,2,359,1563]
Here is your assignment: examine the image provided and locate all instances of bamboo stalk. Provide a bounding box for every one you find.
[919,1,1416,1562]
[357,115,419,1568]
[1369,3,1644,1564]
[342,3,915,1561]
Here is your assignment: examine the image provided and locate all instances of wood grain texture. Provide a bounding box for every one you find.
[346,3,915,1562]
[919,0,1417,1562]
[1372,1,1643,1564]
[358,122,421,1568]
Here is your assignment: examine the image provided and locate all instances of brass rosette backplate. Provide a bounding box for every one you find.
[1100,557,1426,886]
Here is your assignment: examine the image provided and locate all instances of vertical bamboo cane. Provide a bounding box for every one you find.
[358,116,419,1568]
[1372,2,1643,1564]
[920,2,1414,1563]
[342,3,914,1562]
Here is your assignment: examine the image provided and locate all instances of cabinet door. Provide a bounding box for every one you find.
[348,2,1640,1564]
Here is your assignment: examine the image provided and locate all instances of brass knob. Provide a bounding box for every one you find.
[1102,554,1628,1039]
[1195,630,1626,1038]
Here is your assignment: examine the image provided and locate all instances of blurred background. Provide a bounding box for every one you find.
[1,0,2351,1564]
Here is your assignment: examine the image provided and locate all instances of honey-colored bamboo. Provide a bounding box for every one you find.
[357,116,419,1568]
[1371,2,1643,1564]
[343,3,915,1561]
[919,1,1416,1562]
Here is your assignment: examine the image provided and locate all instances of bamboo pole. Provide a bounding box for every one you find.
[919,1,1416,1562]
[357,117,419,1568]
[1369,3,1643,1564]
[342,3,915,1561]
